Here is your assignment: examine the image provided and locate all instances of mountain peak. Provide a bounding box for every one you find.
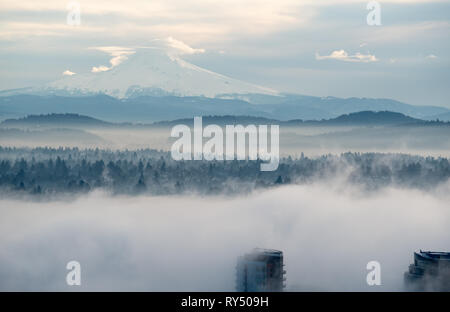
[46,48,278,98]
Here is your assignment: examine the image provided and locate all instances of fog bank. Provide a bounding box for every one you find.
[0,182,449,291]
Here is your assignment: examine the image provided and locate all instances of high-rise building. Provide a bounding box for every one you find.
[236,248,286,292]
[404,250,450,291]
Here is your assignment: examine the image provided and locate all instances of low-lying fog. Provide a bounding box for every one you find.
[2,125,450,158]
[1,181,449,291]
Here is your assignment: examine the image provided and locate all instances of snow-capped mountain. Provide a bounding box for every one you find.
[2,47,449,122]
[46,48,278,98]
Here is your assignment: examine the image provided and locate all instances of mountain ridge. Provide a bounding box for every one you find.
[1,94,449,123]
[2,111,448,129]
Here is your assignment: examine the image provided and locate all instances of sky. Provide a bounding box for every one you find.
[0,0,449,107]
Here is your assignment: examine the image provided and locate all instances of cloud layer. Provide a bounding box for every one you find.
[89,46,135,73]
[0,182,449,291]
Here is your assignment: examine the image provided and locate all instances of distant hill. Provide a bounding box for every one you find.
[0,127,106,146]
[1,111,449,153]
[153,115,282,126]
[0,94,449,123]
[316,111,422,125]
[158,111,443,127]
[427,111,450,122]
[1,111,447,130]
[1,113,113,128]
[259,94,450,120]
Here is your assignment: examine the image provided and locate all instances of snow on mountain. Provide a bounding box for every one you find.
[46,48,278,98]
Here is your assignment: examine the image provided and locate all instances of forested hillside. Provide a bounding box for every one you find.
[0,147,449,197]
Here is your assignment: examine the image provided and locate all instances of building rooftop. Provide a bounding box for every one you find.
[417,250,450,261]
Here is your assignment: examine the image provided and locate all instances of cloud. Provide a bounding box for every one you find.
[0,1,446,45]
[87,39,205,74]
[89,46,135,73]
[165,37,205,55]
[62,70,76,76]
[316,50,378,63]
[91,65,110,73]
[0,0,312,43]
[426,54,438,59]
[87,39,204,73]
[0,182,449,291]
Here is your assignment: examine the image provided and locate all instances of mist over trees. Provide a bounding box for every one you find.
[0,146,449,197]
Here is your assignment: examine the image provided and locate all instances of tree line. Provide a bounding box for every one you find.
[0,146,449,197]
